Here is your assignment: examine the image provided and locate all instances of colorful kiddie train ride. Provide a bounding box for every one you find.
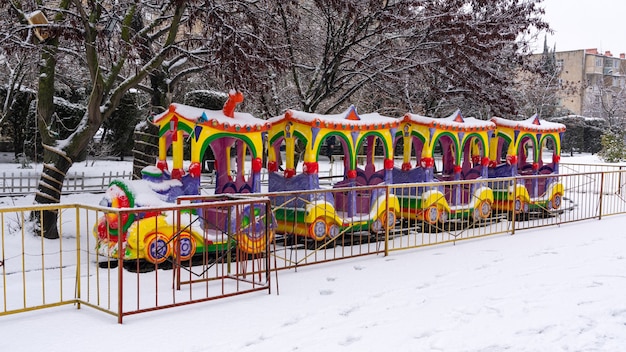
[488,114,566,217]
[93,91,274,266]
[93,87,568,263]
[393,110,495,228]
[266,106,401,241]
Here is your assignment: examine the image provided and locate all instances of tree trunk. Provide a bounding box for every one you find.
[132,123,159,179]
[30,34,61,239]
[30,146,74,239]
[131,68,168,179]
[28,0,186,238]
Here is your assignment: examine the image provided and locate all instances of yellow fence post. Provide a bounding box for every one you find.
[75,205,81,309]
[511,177,517,235]
[598,172,604,220]
[117,208,124,324]
[384,185,390,257]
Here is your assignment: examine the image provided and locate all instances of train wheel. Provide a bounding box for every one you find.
[237,206,275,255]
[513,197,528,214]
[309,218,328,241]
[510,197,529,221]
[236,231,268,255]
[174,232,196,262]
[475,200,492,221]
[328,223,341,238]
[550,193,562,210]
[383,210,397,230]
[370,218,383,233]
[424,206,440,225]
[144,233,171,264]
[439,210,448,223]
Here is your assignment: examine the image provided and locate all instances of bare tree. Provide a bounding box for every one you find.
[516,38,581,119]
[19,1,187,238]
[0,35,39,160]
[583,81,626,130]
[268,0,548,117]
[270,1,424,113]
[1,0,290,238]
[400,0,550,117]
[0,50,31,126]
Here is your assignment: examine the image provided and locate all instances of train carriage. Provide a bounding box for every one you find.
[393,110,495,228]
[266,106,400,241]
[488,114,566,216]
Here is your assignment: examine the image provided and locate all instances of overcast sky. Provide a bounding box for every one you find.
[537,0,626,54]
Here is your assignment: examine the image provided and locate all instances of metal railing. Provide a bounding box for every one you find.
[0,169,624,323]
[183,169,626,270]
[0,197,274,323]
[560,162,626,175]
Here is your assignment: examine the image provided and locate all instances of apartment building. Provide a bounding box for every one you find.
[553,48,626,116]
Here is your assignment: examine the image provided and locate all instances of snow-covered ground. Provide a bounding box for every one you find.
[0,153,625,352]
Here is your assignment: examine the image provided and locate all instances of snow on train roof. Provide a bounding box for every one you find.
[153,103,268,127]
[491,114,566,133]
[403,110,495,131]
[268,105,400,129]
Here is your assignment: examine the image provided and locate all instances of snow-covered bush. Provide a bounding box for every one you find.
[599,131,626,162]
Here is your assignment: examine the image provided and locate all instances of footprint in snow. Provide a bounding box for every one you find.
[326,277,337,282]
[319,289,334,296]
[611,308,626,317]
[530,250,558,257]
[338,335,361,346]
[475,264,490,270]
[353,265,365,271]
[282,316,301,327]
[339,305,359,317]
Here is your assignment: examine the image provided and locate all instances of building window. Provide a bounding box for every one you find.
[596,57,603,66]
